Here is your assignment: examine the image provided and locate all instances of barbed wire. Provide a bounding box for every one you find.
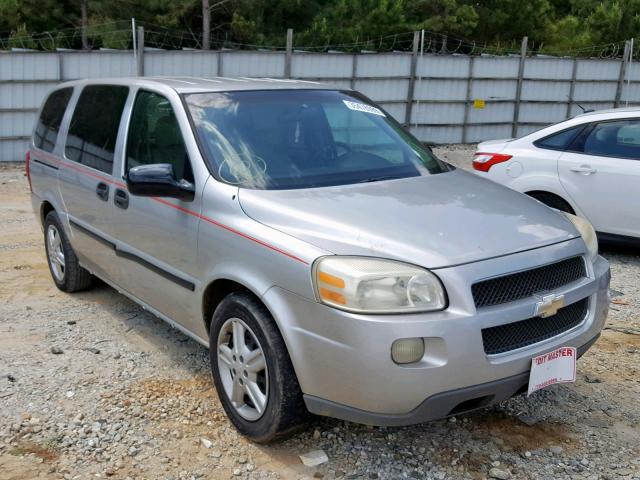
[0,21,633,59]
[0,20,134,50]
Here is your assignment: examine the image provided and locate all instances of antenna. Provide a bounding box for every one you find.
[576,103,595,114]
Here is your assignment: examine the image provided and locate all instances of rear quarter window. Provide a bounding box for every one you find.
[65,85,129,174]
[534,125,584,151]
[34,88,73,153]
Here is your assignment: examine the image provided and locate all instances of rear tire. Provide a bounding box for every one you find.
[44,211,93,292]
[209,291,307,443]
[527,192,575,214]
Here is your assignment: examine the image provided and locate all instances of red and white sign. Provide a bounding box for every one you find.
[528,346,577,396]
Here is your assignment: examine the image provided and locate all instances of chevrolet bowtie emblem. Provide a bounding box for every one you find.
[534,293,565,318]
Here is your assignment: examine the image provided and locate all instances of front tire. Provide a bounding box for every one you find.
[43,211,93,292]
[209,292,307,443]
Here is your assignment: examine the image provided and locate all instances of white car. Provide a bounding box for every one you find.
[473,108,640,245]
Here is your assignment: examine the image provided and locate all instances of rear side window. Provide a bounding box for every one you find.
[65,85,129,174]
[579,120,640,160]
[534,125,584,151]
[34,88,73,153]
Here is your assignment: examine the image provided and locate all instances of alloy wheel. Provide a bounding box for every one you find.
[217,317,269,421]
[46,224,65,282]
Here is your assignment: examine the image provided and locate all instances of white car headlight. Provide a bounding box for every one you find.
[564,212,598,261]
[312,256,447,314]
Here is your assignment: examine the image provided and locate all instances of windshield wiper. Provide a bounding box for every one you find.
[357,175,404,184]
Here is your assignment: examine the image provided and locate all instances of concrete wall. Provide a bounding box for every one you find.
[1,49,637,161]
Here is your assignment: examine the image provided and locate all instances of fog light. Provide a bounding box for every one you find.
[391,338,425,364]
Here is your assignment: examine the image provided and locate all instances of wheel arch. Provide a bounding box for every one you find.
[40,200,55,226]
[202,278,256,334]
[524,189,577,214]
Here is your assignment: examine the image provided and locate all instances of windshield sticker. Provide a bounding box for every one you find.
[343,100,385,117]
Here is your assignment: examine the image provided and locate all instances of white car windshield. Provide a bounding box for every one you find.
[185,89,450,189]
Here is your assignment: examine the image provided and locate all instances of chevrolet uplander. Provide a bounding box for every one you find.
[28,77,611,442]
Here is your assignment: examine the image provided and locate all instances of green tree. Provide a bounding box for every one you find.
[409,0,478,36]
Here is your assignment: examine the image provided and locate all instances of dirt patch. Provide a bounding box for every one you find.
[8,442,59,462]
[600,330,640,349]
[470,412,573,453]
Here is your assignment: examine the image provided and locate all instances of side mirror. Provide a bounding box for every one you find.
[126,164,195,201]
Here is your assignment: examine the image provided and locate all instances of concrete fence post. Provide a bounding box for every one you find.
[136,26,145,76]
[565,58,578,118]
[57,53,64,82]
[285,28,293,79]
[511,36,528,138]
[350,53,358,90]
[404,31,420,128]
[615,40,631,107]
[462,56,475,144]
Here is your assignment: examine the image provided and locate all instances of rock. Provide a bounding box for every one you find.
[488,467,511,479]
[128,446,140,457]
[609,289,624,298]
[313,429,321,440]
[585,376,602,384]
[113,353,121,360]
[67,320,76,325]
[65,391,75,399]
[300,450,329,467]
[517,415,539,426]
[84,347,101,354]
[549,446,564,455]
[7,374,16,383]
[51,346,64,355]
[232,469,241,476]
[200,438,212,449]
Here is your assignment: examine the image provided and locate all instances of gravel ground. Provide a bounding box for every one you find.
[1,150,639,480]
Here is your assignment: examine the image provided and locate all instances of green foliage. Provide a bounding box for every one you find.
[0,0,638,53]
[410,0,479,36]
[7,24,38,50]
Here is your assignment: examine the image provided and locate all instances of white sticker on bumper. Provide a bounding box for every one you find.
[528,346,576,396]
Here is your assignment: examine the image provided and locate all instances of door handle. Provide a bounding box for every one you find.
[96,182,109,201]
[114,189,129,209]
[570,165,597,175]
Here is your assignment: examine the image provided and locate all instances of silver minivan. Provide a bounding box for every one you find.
[28,77,610,442]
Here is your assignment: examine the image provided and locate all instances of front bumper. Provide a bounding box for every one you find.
[263,238,610,424]
[303,333,600,426]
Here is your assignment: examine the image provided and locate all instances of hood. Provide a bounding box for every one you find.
[238,169,579,269]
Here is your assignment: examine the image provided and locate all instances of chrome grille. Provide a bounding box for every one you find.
[472,256,586,308]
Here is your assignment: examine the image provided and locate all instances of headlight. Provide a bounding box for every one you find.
[564,212,598,261]
[312,256,447,314]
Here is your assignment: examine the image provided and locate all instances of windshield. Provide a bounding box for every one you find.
[185,89,450,190]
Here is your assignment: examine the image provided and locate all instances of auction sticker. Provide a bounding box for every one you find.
[343,100,385,116]
[528,346,576,396]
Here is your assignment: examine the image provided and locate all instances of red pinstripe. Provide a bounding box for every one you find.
[152,197,309,265]
[31,149,309,265]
